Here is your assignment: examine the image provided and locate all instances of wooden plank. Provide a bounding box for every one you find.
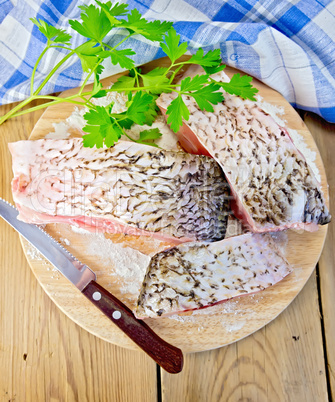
[161,270,328,402]
[0,103,157,402]
[303,112,335,398]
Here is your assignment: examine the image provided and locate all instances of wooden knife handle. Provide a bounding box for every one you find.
[82,280,183,374]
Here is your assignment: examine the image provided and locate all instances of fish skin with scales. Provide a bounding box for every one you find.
[8,138,230,244]
[157,65,331,233]
[135,233,292,318]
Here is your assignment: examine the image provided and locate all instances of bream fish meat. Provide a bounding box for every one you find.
[157,65,331,233]
[9,138,230,243]
[135,233,292,318]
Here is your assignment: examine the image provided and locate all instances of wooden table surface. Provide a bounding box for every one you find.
[0,100,334,402]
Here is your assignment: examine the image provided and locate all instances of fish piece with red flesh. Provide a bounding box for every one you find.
[135,232,292,318]
[157,65,331,233]
[9,138,230,244]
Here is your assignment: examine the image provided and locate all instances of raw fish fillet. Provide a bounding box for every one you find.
[9,138,230,243]
[157,66,331,233]
[135,233,292,318]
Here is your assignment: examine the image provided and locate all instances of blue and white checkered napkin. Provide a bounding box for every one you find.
[1,0,335,122]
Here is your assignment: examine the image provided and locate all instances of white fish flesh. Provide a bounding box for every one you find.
[9,138,230,243]
[135,233,292,318]
[157,65,331,233]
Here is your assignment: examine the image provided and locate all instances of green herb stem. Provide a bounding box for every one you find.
[33,50,76,95]
[1,81,177,124]
[0,96,35,125]
[122,131,136,141]
[49,45,74,51]
[105,84,177,93]
[30,47,50,95]
[2,94,91,121]
[104,32,133,51]
[81,96,95,108]
[114,119,133,141]
[134,69,140,87]
[79,60,103,96]
[79,71,95,95]
[168,64,184,84]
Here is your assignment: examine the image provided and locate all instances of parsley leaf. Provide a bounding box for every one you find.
[92,90,107,99]
[166,95,189,132]
[105,124,123,147]
[161,28,188,63]
[141,67,170,93]
[69,4,111,42]
[4,2,261,151]
[188,48,222,68]
[116,115,134,130]
[180,74,209,92]
[142,20,174,42]
[108,49,136,70]
[131,128,162,148]
[95,1,128,26]
[119,9,173,42]
[111,75,136,91]
[202,64,226,75]
[82,105,122,148]
[83,106,112,132]
[138,128,162,141]
[143,98,159,125]
[191,83,224,112]
[126,91,155,125]
[179,75,223,112]
[30,18,71,45]
[82,131,104,148]
[129,67,141,77]
[219,73,258,101]
[91,73,107,98]
[75,40,103,73]
[136,128,162,147]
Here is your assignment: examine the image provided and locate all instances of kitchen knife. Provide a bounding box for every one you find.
[0,198,183,374]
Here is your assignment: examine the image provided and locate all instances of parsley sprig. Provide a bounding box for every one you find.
[0,1,258,148]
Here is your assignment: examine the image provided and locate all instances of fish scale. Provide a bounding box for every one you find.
[9,138,230,243]
[135,233,292,318]
[157,66,331,233]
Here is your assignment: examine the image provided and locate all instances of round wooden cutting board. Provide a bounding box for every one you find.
[20,60,329,353]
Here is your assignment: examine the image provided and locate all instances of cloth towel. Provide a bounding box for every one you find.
[0,0,334,122]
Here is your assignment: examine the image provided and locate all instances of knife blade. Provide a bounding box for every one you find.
[0,198,183,374]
